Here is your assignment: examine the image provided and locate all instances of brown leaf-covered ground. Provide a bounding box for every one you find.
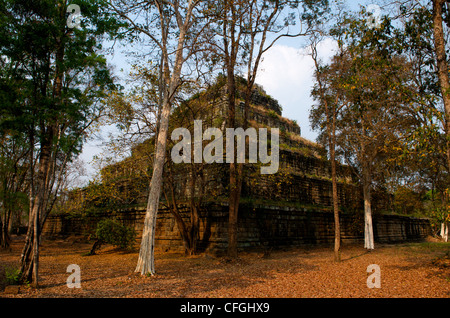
[1,235,449,298]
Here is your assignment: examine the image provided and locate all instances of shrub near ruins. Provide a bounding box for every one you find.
[88,219,136,255]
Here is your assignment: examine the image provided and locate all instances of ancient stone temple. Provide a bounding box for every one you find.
[43,77,431,252]
[155,78,353,198]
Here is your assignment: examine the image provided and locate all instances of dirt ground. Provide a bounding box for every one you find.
[1,235,449,298]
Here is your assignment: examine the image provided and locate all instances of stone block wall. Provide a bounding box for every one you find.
[243,172,361,209]
[42,203,431,254]
[168,148,362,211]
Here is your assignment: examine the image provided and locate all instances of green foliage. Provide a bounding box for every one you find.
[4,266,21,285]
[84,175,149,210]
[310,5,449,214]
[424,188,450,235]
[392,186,425,216]
[0,0,124,250]
[95,219,136,250]
[246,166,293,201]
[267,110,278,119]
[0,0,120,139]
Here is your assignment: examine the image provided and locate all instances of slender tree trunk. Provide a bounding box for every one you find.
[188,163,200,255]
[328,95,340,261]
[228,80,252,260]
[20,133,34,283]
[362,164,374,250]
[155,53,164,137]
[219,0,241,259]
[225,65,239,259]
[0,219,3,248]
[433,2,450,245]
[0,220,5,249]
[433,0,450,173]
[310,40,341,260]
[164,177,192,254]
[440,222,448,242]
[1,211,12,249]
[330,123,340,261]
[20,130,53,285]
[135,96,171,275]
[20,221,34,283]
[21,4,66,285]
[168,197,192,254]
[228,170,239,259]
[134,0,195,275]
[32,198,39,288]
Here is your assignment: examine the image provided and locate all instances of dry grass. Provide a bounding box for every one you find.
[1,235,449,298]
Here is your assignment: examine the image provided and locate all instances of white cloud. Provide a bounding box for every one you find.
[255,37,338,142]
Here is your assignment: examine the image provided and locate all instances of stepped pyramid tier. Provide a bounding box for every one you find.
[86,76,360,209]
[170,76,327,160]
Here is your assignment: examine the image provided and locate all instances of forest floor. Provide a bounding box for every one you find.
[1,235,449,298]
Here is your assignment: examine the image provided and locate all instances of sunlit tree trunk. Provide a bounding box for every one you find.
[441,222,448,242]
[20,129,54,285]
[331,117,341,260]
[432,0,450,172]
[135,1,195,275]
[310,37,342,261]
[135,95,171,275]
[362,161,374,250]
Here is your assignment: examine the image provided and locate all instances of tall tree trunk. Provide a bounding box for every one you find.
[32,192,39,288]
[188,163,200,255]
[327,91,340,261]
[155,53,164,137]
[310,40,341,260]
[362,162,374,250]
[135,2,192,272]
[441,222,449,242]
[135,96,171,275]
[20,129,54,285]
[433,0,450,173]
[220,0,241,259]
[433,2,450,245]
[228,168,239,259]
[226,73,239,259]
[1,210,12,249]
[331,120,340,261]
[20,133,34,283]
[21,3,65,284]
